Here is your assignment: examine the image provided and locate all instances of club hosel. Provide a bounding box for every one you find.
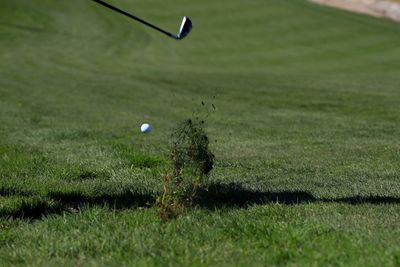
[171,34,181,40]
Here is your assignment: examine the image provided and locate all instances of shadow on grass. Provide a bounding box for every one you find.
[1,199,65,220]
[196,183,316,207]
[196,183,400,207]
[0,190,154,220]
[48,190,154,210]
[1,182,399,220]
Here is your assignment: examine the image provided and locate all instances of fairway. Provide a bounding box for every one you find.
[1,0,400,266]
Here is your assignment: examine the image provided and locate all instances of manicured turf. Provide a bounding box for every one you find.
[1,0,399,266]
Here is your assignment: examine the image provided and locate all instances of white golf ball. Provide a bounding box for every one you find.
[140,123,152,133]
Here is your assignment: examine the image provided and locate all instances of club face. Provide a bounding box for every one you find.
[176,16,192,40]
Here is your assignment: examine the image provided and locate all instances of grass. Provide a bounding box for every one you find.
[0,0,399,266]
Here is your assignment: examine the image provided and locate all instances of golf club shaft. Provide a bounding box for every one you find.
[91,0,174,38]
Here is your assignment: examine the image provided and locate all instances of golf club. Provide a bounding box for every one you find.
[90,0,192,40]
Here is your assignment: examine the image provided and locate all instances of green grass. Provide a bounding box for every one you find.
[0,0,399,266]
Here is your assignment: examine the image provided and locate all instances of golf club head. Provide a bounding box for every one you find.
[174,16,192,40]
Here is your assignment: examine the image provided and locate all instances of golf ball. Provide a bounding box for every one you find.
[140,123,152,133]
